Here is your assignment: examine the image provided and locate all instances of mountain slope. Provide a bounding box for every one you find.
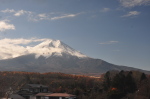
[0,39,149,74]
[0,53,149,74]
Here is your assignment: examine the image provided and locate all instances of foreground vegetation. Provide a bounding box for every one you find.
[0,70,150,99]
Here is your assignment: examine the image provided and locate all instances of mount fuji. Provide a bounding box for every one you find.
[26,39,88,59]
[0,39,149,75]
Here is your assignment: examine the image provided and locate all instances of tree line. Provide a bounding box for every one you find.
[0,71,150,99]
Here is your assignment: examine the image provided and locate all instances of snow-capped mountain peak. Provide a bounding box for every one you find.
[27,39,88,58]
[0,38,88,60]
[36,39,61,48]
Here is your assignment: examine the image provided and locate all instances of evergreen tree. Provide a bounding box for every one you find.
[140,73,147,81]
[112,70,125,91]
[103,71,111,91]
[125,71,136,93]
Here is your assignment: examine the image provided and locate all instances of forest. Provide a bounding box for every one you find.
[0,70,150,99]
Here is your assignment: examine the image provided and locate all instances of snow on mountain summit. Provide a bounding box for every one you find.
[36,39,61,48]
[27,39,88,58]
[0,38,88,60]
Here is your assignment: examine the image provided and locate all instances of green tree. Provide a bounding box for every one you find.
[112,70,125,91]
[103,71,111,91]
[125,71,136,93]
[140,73,147,81]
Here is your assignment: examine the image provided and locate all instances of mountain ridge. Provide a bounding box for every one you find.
[0,39,87,60]
[0,53,150,74]
[0,39,150,75]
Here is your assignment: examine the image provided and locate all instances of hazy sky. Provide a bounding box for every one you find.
[0,0,150,70]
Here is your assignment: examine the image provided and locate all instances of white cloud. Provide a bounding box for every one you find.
[99,41,119,45]
[50,14,77,20]
[0,38,49,60]
[1,9,15,13]
[14,10,28,16]
[37,13,50,20]
[30,13,80,21]
[38,13,47,18]
[122,11,140,17]
[0,38,87,60]
[0,20,15,31]
[101,8,110,12]
[0,38,48,45]
[119,0,150,7]
[0,43,27,59]
[1,9,32,17]
[1,9,81,21]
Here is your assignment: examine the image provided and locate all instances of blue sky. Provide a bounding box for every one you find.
[0,0,150,70]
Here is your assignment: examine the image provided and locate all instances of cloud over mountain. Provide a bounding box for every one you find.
[0,38,87,60]
[0,20,15,31]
